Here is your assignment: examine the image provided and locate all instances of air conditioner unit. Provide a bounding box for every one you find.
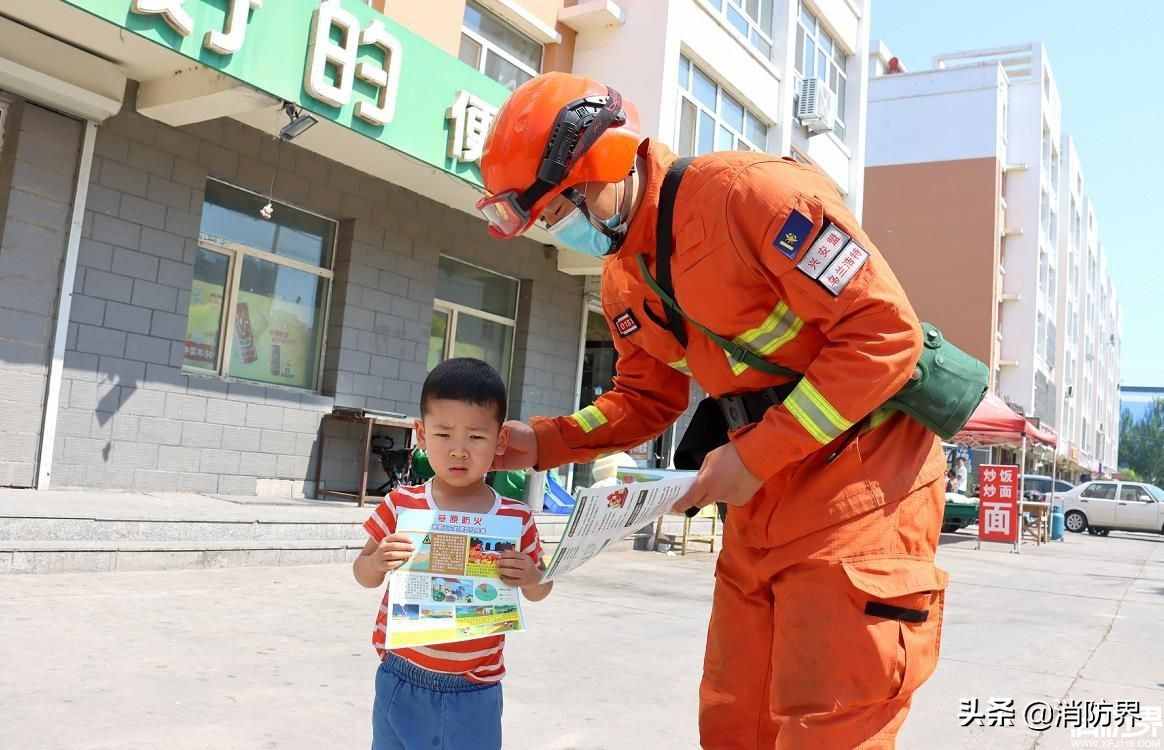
[796,78,837,134]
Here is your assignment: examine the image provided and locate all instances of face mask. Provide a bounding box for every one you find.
[548,207,621,257]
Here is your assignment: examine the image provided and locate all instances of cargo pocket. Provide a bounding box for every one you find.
[843,556,948,699]
[769,557,947,717]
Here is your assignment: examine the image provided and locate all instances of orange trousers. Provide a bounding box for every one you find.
[699,478,948,749]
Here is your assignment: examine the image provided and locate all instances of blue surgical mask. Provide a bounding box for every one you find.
[548,207,621,258]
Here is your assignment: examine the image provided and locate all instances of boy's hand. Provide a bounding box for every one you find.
[370,534,415,574]
[497,550,542,588]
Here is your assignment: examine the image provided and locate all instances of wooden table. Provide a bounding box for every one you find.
[1020,500,1051,545]
[314,409,416,506]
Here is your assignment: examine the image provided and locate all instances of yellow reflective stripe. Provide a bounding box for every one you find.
[669,358,691,374]
[724,302,803,376]
[569,405,609,434]
[784,393,832,444]
[865,407,897,432]
[784,379,854,444]
[740,302,803,355]
[798,379,852,434]
[727,355,749,377]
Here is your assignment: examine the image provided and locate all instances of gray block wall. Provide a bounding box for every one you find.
[37,84,583,496]
[0,102,84,487]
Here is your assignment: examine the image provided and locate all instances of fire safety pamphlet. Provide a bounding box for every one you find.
[542,475,695,582]
[386,509,525,649]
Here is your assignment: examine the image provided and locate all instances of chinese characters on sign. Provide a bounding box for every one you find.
[206,0,262,55]
[132,0,263,53]
[131,0,404,126]
[305,1,402,125]
[131,0,194,37]
[446,90,498,163]
[977,464,1019,543]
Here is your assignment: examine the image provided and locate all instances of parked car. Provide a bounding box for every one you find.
[942,493,978,533]
[1020,474,1074,501]
[1060,481,1164,536]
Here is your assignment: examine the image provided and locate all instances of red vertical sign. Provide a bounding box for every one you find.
[977,464,1019,543]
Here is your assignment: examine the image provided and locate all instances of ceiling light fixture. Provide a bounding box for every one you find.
[279,101,317,141]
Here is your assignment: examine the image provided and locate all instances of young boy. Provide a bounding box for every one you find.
[353,357,553,750]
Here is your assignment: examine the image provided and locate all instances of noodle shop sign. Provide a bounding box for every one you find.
[64,0,510,184]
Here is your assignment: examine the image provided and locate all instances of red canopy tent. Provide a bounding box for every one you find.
[953,392,1057,448]
[952,392,1059,552]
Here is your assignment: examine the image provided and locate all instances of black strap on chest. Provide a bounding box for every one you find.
[647,158,799,380]
[650,157,695,349]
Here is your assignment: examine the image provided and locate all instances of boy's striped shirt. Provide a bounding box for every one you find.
[363,482,543,683]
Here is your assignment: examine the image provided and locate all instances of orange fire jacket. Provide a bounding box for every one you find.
[533,141,946,546]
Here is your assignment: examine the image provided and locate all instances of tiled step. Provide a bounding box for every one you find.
[0,539,363,574]
[0,515,365,542]
[0,509,714,574]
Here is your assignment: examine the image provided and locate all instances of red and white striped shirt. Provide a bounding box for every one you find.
[363,482,543,684]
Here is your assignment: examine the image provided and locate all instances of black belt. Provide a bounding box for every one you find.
[676,381,797,520]
[716,381,797,431]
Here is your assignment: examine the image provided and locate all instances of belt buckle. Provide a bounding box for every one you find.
[719,395,750,432]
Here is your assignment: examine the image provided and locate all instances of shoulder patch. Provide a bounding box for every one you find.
[773,209,813,259]
[796,222,850,279]
[818,240,869,296]
[613,309,641,337]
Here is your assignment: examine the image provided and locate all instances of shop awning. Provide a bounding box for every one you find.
[952,392,1058,448]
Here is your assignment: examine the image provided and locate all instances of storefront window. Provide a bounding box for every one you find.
[459,1,542,91]
[427,257,519,387]
[183,180,335,390]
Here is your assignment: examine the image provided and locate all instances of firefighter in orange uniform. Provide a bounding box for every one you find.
[476,72,949,749]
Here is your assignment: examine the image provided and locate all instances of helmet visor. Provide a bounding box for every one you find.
[477,87,626,240]
[476,191,533,239]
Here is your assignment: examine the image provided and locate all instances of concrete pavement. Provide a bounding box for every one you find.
[1,528,1162,749]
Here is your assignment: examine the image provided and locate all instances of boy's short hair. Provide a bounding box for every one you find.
[420,358,508,424]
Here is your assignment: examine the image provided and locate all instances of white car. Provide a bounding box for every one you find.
[1061,480,1164,536]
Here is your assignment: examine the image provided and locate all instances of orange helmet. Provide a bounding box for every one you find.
[476,72,641,239]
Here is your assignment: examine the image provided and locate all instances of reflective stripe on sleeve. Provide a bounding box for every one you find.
[569,404,609,433]
[783,378,854,444]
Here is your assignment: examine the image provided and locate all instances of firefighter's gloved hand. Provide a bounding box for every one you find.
[673,442,762,514]
[493,420,538,471]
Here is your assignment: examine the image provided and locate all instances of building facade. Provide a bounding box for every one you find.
[571,0,870,224]
[864,43,1120,478]
[0,0,871,495]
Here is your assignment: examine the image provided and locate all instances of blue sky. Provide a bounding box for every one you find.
[870,0,1164,387]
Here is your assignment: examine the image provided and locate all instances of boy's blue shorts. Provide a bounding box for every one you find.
[372,655,502,750]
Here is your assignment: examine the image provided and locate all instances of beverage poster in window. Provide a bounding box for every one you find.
[184,277,225,368]
[228,290,317,389]
[386,509,525,649]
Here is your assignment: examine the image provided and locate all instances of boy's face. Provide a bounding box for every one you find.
[416,399,508,488]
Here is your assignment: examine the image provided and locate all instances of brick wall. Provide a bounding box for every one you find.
[42,85,583,496]
[0,102,83,487]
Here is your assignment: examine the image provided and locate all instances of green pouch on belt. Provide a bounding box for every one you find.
[885,323,989,439]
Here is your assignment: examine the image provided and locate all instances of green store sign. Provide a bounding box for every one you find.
[62,0,511,185]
